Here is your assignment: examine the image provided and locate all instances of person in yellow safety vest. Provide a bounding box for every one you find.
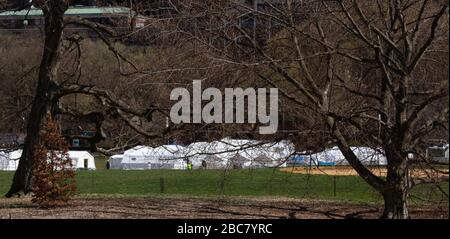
[186,160,193,170]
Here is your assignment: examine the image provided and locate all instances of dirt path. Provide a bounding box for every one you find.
[0,196,447,219]
[280,166,449,177]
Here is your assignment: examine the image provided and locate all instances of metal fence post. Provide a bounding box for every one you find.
[333,176,337,197]
[160,177,165,194]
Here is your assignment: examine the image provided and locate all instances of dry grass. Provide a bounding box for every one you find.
[0,196,447,219]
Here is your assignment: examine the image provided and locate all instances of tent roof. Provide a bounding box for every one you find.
[124,146,154,157]
[0,149,22,161]
[152,145,185,158]
[309,146,386,164]
[68,150,94,160]
[182,138,295,161]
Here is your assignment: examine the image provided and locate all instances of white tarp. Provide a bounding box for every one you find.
[0,150,96,171]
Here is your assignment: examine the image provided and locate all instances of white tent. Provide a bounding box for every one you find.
[114,138,296,170]
[108,154,124,169]
[182,138,294,169]
[150,145,186,169]
[255,141,294,167]
[307,147,387,166]
[0,149,21,171]
[218,139,293,168]
[68,151,96,170]
[121,146,154,170]
[0,150,96,171]
[182,142,228,169]
[182,140,243,169]
[427,144,449,164]
[121,145,186,170]
[444,146,450,164]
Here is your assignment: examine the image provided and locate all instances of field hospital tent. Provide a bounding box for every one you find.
[121,145,186,170]
[182,142,228,169]
[244,154,275,168]
[257,141,293,167]
[68,151,96,170]
[182,140,252,169]
[0,150,96,170]
[182,138,294,169]
[306,147,387,166]
[121,146,153,169]
[109,154,124,169]
[150,145,186,169]
[427,144,449,164]
[0,149,21,171]
[114,138,296,170]
[228,153,249,169]
[227,140,293,168]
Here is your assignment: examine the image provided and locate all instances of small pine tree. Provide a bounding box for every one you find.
[31,115,77,207]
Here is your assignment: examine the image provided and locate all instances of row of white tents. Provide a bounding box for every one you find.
[110,138,296,170]
[109,138,393,170]
[298,145,449,166]
[0,150,96,171]
[292,147,388,166]
[10,140,445,171]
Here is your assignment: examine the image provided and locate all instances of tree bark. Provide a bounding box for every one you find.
[327,116,411,219]
[5,2,67,197]
[327,116,386,190]
[381,188,409,219]
[381,156,410,219]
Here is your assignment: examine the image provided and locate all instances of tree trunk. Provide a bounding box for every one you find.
[381,188,409,219]
[327,116,411,219]
[5,2,67,197]
[381,156,410,219]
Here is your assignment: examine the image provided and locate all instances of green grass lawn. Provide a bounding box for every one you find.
[0,169,447,204]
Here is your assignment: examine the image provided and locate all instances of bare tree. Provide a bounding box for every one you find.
[0,0,8,9]
[163,0,449,218]
[3,0,448,219]
[6,0,69,196]
[5,0,177,196]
